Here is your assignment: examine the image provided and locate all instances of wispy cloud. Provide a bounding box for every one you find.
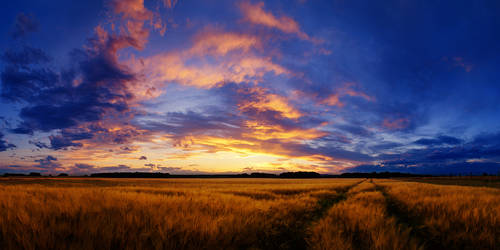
[239,1,316,42]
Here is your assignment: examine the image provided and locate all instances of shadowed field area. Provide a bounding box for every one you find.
[0,178,499,249]
[400,176,500,189]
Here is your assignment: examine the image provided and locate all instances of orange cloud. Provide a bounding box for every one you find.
[237,87,302,119]
[189,32,262,56]
[130,31,288,89]
[382,118,410,130]
[243,120,327,140]
[344,89,375,102]
[319,83,375,107]
[239,1,313,41]
[110,0,153,48]
[320,93,344,107]
[134,53,287,88]
[162,0,178,8]
[110,0,172,47]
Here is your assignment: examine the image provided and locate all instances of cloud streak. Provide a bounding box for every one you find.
[239,1,314,41]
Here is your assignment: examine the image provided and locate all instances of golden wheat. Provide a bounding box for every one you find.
[0,178,357,250]
[1,178,499,250]
[377,180,500,249]
[308,181,421,250]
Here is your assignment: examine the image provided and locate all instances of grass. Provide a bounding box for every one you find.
[0,177,499,249]
[400,176,500,189]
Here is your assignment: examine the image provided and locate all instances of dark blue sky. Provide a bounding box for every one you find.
[1,0,500,175]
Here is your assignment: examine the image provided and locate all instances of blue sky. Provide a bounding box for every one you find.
[1,0,500,175]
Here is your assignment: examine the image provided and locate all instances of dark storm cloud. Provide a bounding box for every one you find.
[2,46,50,67]
[470,132,500,147]
[33,155,60,169]
[11,13,39,39]
[414,135,463,146]
[343,162,500,175]
[29,140,48,149]
[29,129,94,150]
[400,132,500,163]
[0,4,160,152]
[0,29,140,150]
[1,46,133,135]
[1,46,57,103]
[48,135,84,150]
[344,131,500,174]
[369,142,403,151]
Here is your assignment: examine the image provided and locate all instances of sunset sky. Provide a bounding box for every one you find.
[1,0,500,175]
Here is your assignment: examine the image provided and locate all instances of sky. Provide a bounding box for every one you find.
[1,0,500,175]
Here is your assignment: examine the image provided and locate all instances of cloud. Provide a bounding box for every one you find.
[414,135,463,146]
[361,131,500,174]
[48,135,84,150]
[382,118,410,130]
[239,1,313,41]
[3,0,498,176]
[189,31,262,56]
[133,31,288,89]
[109,0,166,46]
[137,98,368,167]
[4,44,134,134]
[344,162,500,175]
[235,86,303,119]
[470,131,500,147]
[1,46,50,67]
[33,155,61,170]
[319,84,375,107]
[138,110,241,144]
[162,0,178,8]
[1,46,56,102]
[242,120,327,141]
[0,132,16,152]
[11,13,38,38]
[1,0,169,152]
[336,124,374,137]
[2,23,144,136]
[68,163,166,174]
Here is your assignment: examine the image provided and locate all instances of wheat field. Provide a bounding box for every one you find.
[0,178,499,250]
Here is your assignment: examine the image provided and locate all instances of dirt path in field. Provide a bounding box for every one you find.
[261,180,365,250]
[311,180,366,221]
[373,181,442,250]
[305,180,426,250]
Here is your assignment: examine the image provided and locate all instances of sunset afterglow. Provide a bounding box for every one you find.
[1,0,500,175]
